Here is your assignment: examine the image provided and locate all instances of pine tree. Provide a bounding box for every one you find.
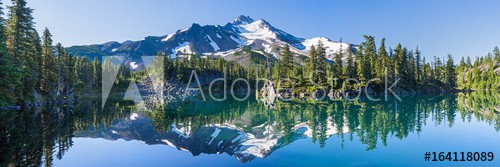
[415,46,422,82]
[445,54,456,87]
[6,0,40,103]
[306,45,317,81]
[408,50,416,86]
[421,57,427,81]
[394,44,406,83]
[362,35,376,78]
[494,46,500,60]
[75,57,92,90]
[378,38,389,78]
[164,54,173,80]
[343,50,356,79]
[402,47,410,84]
[458,57,466,69]
[65,49,77,95]
[332,49,343,81]
[92,57,102,88]
[29,30,42,89]
[434,56,443,82]
[357,45,369,81]
[315,41,327,84]
[56,43,64,96]
[58,44,74,95]
[40,28,57,95]
[466,56,472,67]
[175,58,184,81]
[0,1,19,106]
[281,44,293,78]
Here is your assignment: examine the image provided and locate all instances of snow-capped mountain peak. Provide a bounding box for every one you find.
[233,15,255,25]
[237,19,276,40]
[67,15,355,67]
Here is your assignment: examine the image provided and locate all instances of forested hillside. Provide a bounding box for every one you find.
[0,0,498,107]
[0,0,99,106]
[456,47,500,90]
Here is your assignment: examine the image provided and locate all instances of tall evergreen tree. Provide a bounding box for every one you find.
[30,29,42,88]
[40,28,56,95]
[415,46,422,82]
[306,45,317,81]
[434,56,443,82]
[6,0,40,103]
[421,57,427,81]
[458,57,466,68]
[362,35,376,78]
[0,1,19,106]
[357,45,370,81]
[315,41,327,84]
[92,57,102,88]
[281,44,293,78]
[332,49,343,82]
[445,54,456,87]
[466,56,472,67]
[408,50,416,85]
[55,43,64,96]
[378,38,389,78]
[164,53,173,80]
[394,44,406,82]
[343,50,356,79]
[75,57,92,90]
[494,46,500,60]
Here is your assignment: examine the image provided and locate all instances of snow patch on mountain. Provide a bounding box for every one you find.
[302,37,350,58]
[262,43,273,54]
[130,62,139,69]
[162,33,175,42]
[172,124,191,138]
[208,128,221,144]
[171,42,193,58]
[237,134,278,158]
[213,49,239,57]
[292,117,350,138]
[162,139,175,147]
[237,19,277,45]
[206,35,220,51]
[230,36,245,47]
[231,132,247,143]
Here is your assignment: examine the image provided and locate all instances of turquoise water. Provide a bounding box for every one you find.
[1,92,500,166]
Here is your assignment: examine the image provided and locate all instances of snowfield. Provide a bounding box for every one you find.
[171,42,193,58]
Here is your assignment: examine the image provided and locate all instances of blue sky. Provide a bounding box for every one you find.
[6,0,500,60]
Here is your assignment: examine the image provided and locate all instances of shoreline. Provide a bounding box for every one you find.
[1,88,497,110]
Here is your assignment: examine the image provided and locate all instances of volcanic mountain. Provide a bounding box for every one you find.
[67,15,355,68]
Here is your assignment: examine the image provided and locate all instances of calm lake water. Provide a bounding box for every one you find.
[1,91,500,167]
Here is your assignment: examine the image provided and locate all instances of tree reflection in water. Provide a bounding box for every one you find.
[0,91,499,166]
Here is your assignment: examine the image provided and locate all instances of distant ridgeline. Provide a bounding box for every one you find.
[1,1,500,107]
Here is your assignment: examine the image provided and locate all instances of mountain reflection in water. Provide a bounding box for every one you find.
[1,91,499,166]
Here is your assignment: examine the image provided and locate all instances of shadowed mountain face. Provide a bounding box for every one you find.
[74,111,348,163]
[66,15,356,66]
